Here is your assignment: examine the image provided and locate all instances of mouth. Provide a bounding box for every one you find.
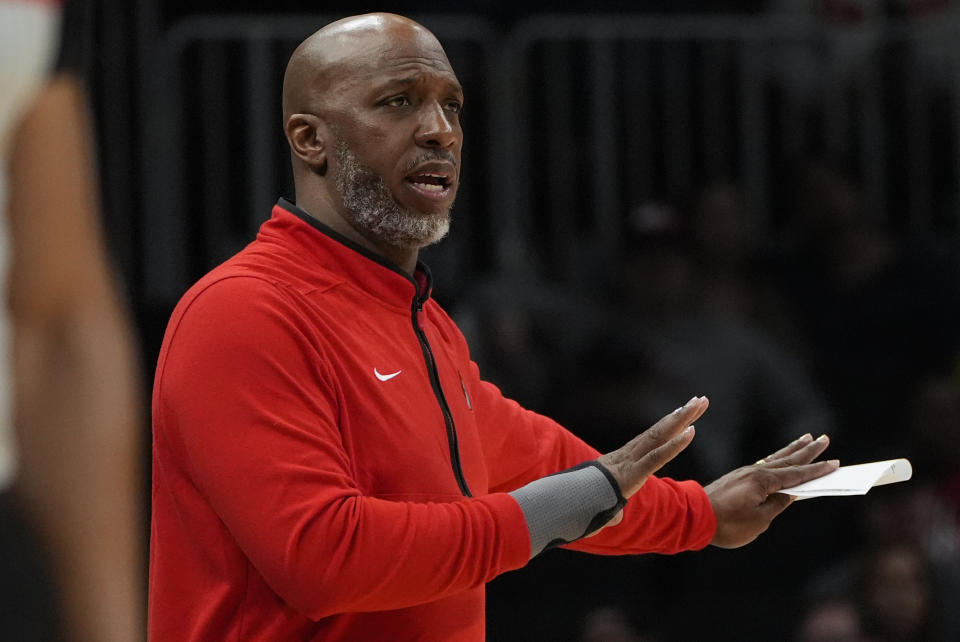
[406,172,452,193]
[404,161,457,203]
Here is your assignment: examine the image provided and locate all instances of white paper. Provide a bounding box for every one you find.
[779,458,912,499]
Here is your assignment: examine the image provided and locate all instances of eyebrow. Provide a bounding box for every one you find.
[378,74,463,96]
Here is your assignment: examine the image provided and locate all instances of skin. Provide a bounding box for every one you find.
[283,13,462,274]
[595,397,838,546]
[7,75,143,641]
[283,13,839,550]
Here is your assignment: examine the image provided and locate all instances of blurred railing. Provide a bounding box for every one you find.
[140,12,960,303]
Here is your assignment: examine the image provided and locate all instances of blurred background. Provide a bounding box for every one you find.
[53,0,960,640]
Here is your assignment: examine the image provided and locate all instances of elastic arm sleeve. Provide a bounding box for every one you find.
[510,461,626,558]
[468,367,716,555]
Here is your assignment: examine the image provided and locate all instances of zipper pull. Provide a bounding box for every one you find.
[459,371,473,410]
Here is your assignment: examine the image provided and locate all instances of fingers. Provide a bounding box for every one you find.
[626,395,706,469]
[760,433,815,463]
[679,395,710,423]
[606,396,707,466]
[768,459,840,491]
[610,425,698,499]
[643,396,709,447]
[609,425,696,499]
[598,396,708,498]
[634,424,697,480]
[765,434,831,468]
[710,435,837,548]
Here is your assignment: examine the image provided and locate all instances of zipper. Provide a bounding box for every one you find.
[412,297,472,497]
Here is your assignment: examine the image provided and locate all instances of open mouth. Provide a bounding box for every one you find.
[405,172,453,193]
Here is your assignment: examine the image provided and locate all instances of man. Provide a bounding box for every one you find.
[1,0,144,639]
[149,13,838,641]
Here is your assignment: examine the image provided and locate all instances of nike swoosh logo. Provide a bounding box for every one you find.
[374,368,402,382]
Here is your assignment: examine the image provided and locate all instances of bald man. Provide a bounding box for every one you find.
[149,13,838,641]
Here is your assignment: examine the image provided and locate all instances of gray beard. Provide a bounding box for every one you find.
[334,139,451,251]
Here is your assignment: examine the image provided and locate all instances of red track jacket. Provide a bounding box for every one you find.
[148,199,716,641]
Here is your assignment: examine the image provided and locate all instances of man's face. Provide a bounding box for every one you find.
[332,132,451,249]
[322,27,463,250]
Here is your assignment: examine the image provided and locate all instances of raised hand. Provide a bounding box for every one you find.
[597,396,709,499]
[705,434,839,548]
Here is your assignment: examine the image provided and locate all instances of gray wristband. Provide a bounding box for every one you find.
[509,461,627,559]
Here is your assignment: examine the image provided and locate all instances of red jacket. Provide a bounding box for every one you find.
[148,200,716,641]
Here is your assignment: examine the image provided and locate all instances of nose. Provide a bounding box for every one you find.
[414,102,459,150]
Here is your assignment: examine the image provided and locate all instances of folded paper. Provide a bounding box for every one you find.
[779,458,912,499]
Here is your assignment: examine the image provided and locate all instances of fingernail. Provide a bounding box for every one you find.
[828,459,840,467]
[817,434,829,443]
[675,396,698,413]
[796,433,813,444]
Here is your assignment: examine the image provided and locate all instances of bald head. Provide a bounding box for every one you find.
[280,13,464,271]
[282,13,450,122]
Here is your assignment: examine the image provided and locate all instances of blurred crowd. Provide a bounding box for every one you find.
[462,161,960,641]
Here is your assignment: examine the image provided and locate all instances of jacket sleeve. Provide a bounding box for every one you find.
[471,366,716,555]
[154,277,531,620]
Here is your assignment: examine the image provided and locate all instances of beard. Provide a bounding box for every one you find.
[333,137,452,251]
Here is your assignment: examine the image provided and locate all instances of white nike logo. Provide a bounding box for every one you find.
[374,368,402,382]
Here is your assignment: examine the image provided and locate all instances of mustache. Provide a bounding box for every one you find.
[404,150,458,171]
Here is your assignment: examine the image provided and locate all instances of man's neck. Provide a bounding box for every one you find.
[293,193,419,275]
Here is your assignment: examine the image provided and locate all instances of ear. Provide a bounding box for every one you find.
[285,113,328,175]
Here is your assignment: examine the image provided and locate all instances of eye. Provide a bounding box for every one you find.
[382,95,411,108]
[444,100,463,114]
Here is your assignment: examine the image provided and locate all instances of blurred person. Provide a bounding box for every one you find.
[148,13,840,641]
[795,597,870,642]
[803,469,960,641]
[453,272,604,412]
[802,543,951,641]
[777,158,960,464]
[1,0,143,640]
[856,543,942,642]
[846,376,960,607]
[764,0,885,106]
[692,181,801,341]
[579,605,650,642]
[550,198,837,640]
[858,482,960,641]
[563,198,833,482]
[692,182,755,320]
[910,376,960,527]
